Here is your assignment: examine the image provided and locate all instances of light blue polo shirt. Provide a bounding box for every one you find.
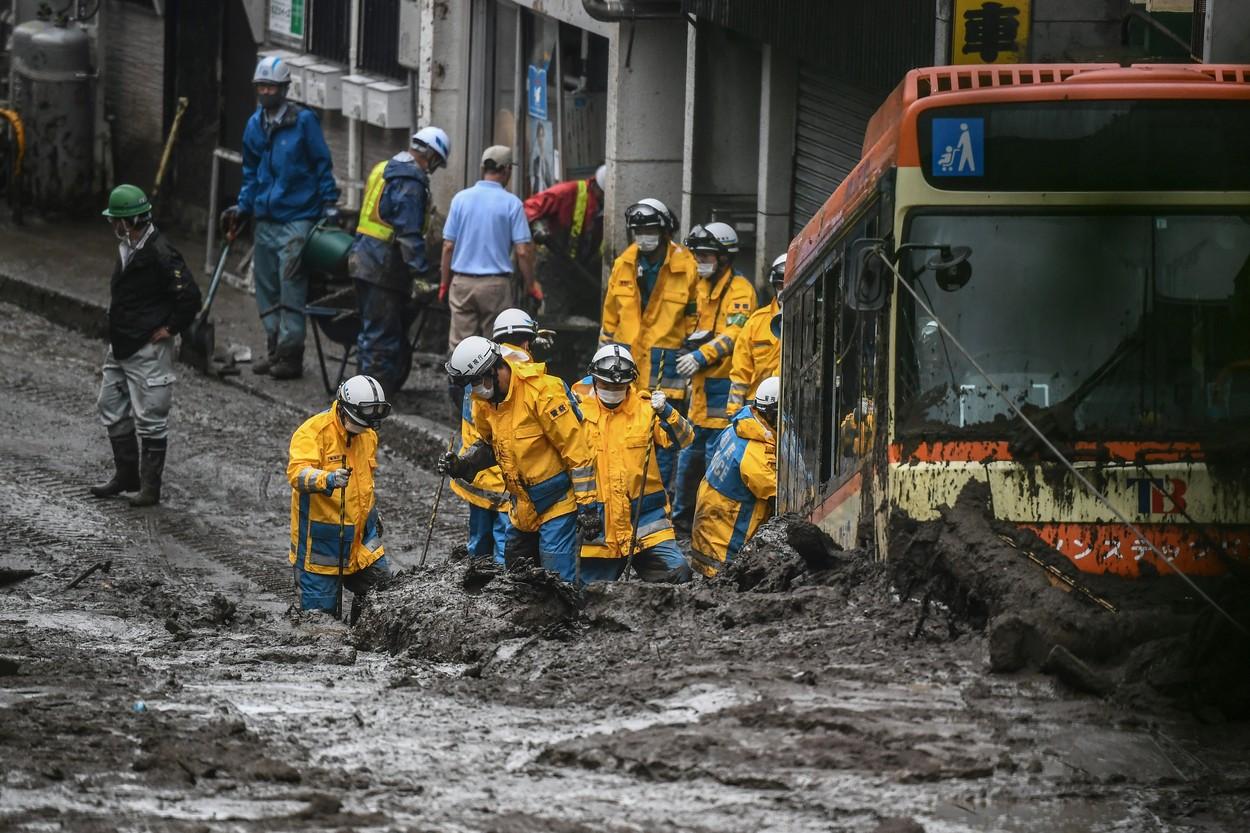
[443,180,531,275]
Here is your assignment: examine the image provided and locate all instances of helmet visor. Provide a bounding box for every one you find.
[343,399,392,427]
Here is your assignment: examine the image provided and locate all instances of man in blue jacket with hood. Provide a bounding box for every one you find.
[222,56,339,381]
[347,126,451,394]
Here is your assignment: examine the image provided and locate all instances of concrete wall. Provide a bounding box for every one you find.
[1205,0,1250,62]
[603,18,686,261]
[417,0,474,213]
[103,0,165,190]
[1030,0,1126,61]
[754,45,796,289]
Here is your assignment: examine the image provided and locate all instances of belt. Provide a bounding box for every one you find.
[453,272,512,278]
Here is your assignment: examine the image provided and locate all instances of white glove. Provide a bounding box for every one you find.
[675,352,700,378]
[650,391,668,413]
[328,468,351,490]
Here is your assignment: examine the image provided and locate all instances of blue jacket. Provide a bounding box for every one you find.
[239,104,338,223]
[350,153,430,289]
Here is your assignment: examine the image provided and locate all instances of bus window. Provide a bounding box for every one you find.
[894,212,1250,438]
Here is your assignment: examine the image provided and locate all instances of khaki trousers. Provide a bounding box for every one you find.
[447,273,515,352]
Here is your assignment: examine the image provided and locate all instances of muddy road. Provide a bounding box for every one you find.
[1,301,1248,832]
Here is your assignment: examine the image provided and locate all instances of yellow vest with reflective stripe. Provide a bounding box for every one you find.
[568,179,589,259]
[355,160,392,242]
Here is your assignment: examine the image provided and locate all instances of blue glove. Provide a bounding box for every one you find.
[328,467,351,490]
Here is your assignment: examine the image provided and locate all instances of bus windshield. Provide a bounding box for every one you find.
[896,213,1250,439]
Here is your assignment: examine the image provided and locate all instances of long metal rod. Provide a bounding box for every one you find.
[877,249,1247,635]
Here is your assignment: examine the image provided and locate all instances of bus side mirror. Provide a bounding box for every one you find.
[846,238,891,312]
[928,246,972,292]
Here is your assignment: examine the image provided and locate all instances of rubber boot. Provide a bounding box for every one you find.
[129,437,168,507]
[252,334,278,375]
[89,432,140,497]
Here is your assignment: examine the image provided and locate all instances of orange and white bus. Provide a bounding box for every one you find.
[779,64,1250,577]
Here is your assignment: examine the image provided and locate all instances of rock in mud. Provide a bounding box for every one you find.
[872,819,926,833]
[353,562,580,662]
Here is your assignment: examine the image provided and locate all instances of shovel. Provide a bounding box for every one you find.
[180,233,233,374]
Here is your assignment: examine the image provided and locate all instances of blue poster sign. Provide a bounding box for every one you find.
[932,117,984,177]
[527,64,548,120]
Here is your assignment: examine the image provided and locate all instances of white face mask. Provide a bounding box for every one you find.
[471,381,494,400]
[344,418,368,434]
[635,233,660,253]
[597,386,627,407]
[696,261,716,278]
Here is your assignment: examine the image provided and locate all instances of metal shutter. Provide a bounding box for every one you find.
[790,66,883,237]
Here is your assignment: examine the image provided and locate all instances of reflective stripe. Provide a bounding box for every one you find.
[690,548,724,571]
[659,376,686,391]
[707,405,728,420]
[637,517,672,538]
[454,477,510,509]
[568,179,589,259]
[297,467,325,493]
[710,335,733,359]
[355,160,392,242]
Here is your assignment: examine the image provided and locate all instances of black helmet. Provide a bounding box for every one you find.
[588,344,638,385]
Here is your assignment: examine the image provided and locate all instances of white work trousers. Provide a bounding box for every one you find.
[96,340,177,439]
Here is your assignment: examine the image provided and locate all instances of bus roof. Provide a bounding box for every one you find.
[787,63,1250,280]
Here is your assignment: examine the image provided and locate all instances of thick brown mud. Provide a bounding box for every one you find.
[3,300,1250,832]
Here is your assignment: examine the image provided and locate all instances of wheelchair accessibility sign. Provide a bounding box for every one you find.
[932,118,983,177]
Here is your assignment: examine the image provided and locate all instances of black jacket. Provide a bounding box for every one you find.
[108,229,202,360]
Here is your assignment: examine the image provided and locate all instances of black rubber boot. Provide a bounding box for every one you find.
[90,432,140,498]
[252,334,278,375]
[129,438,168,507]
[268,351,304,380]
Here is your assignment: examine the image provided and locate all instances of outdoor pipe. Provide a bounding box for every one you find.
[581,0,683,21]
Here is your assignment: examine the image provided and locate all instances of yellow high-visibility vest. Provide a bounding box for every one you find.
[355,160,392,242]
[568,179,589,259]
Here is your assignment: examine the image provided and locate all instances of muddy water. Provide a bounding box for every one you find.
[1,301,1248,832]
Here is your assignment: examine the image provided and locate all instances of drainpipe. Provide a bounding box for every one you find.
[345,0,363,209]
[581,0,683,21]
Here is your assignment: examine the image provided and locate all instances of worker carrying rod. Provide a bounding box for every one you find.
[287,375,393,621]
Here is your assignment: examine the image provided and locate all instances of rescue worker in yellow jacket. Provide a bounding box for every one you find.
[672,222,758,532]
[691,376,780,577]
[449,308,547,564]
[287,375,393,618]
[727,253,785,417]
[578,344,694,583]
[600,198,698,490]
[439,336,600,582]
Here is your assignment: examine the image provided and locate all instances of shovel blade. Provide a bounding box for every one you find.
[178,318,215,374]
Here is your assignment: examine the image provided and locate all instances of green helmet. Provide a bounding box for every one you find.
[102,184,152,219]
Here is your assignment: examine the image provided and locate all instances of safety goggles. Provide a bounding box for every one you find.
[345,400,392,427]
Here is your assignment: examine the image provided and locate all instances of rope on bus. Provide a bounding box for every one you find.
[870,246,1248,637]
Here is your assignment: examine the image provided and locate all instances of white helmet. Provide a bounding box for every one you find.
[626,197,676,233]
[769,253,787,286]
[253,55,291,85]
[446,336,502,385]
[411,126,451,166]
[588,343,638,384]
[337,375,391,428]
[754,376,781,409]
[594,164,607,192]
[492,308,537,341]
[686,222,739,256]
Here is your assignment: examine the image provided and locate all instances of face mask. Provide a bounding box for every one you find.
[258,90,285,110]
[113,222,130,243]
[471,381,494,400]
[344,418,368,434]
[635,234,660,253]
[597,387,627,407]
[696,261,716,278]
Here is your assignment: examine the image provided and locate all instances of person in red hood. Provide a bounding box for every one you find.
[523,164,605,318]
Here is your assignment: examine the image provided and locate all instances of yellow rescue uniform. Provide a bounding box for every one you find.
[449,344,531,512]
[727,298,780,417]
[579,390,695,559]
[600,241,699,400]
[472,357,597,532]
[286,403,385,575]
[691,409,777,577]
[688,269,757,429]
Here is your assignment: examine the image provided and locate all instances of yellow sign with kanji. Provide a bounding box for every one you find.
[953,0,1031,64]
